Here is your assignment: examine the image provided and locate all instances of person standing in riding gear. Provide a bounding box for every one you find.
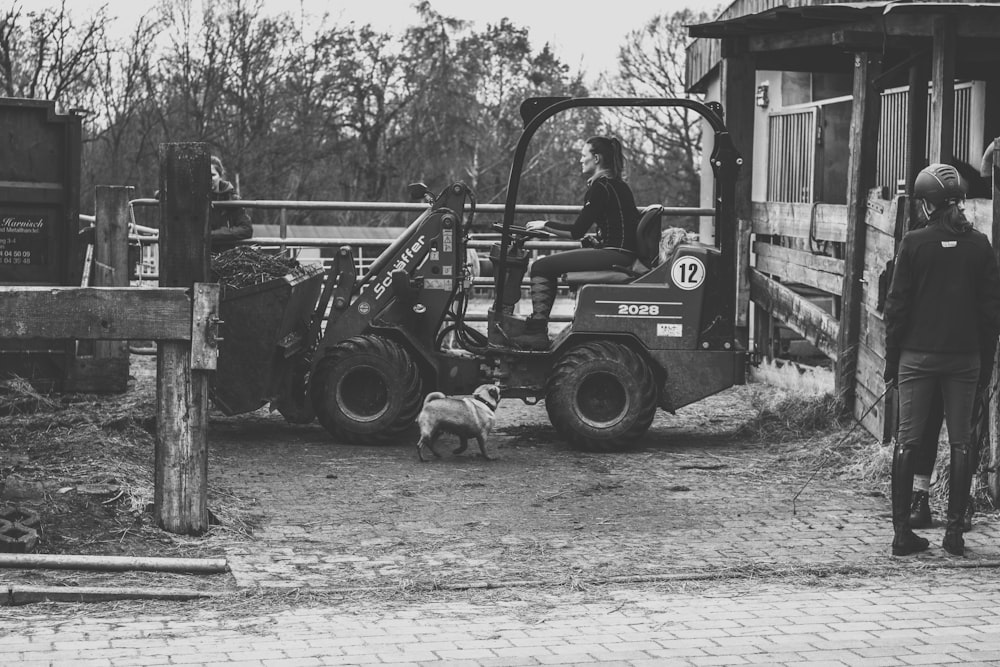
[209,155,253,250]
[884,162,1000,557]
[510,136,640,350]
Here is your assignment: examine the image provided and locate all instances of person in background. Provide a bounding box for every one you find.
[510,136,640,350]
[884,163,1000,557]
[908,146,999,531]
[210,155,253,250]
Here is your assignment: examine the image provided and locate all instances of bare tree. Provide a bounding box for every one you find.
[0,1,108,104]
[603,9,712,210]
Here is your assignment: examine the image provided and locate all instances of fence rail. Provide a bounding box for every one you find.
[123,198,713,284]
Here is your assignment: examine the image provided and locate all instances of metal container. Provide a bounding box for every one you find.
[0,98,83,390]
[211,265,325,415]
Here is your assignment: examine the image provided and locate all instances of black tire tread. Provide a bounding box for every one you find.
[311,335,422,445]
[545,341,657,452]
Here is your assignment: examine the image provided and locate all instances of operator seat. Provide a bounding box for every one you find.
[560,204,664,286]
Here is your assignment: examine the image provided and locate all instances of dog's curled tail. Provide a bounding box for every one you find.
[422,391,447,407]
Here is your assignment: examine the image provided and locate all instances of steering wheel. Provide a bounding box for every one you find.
[492,222,553,239]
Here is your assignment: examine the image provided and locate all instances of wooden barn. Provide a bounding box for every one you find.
[685,0,1000,492]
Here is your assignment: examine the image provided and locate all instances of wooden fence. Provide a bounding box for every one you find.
[749,174,1000,498]
[1,150,221,536]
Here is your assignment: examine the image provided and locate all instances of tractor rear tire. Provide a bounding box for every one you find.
[311,335,423,445]
[545,341,657,452]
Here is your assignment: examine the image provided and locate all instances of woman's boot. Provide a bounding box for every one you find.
[892,442,930,556]
[943,442,973,556]
[511,275,556,350]
[511,314,550,350]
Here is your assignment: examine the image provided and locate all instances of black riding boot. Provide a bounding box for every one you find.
[943,442,973,556]
[892,442,930,556]
[510,275,556,350]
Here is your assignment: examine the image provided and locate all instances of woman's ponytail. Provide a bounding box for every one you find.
[586,136,627,179]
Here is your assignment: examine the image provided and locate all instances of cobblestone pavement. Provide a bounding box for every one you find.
[5,388,1000,665]
[213,394,1000,591]
[3,571,1000,666]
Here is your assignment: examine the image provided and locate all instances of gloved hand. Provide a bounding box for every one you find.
[581,234,602,249]
[884,347,900,385]
[525,220,547,231]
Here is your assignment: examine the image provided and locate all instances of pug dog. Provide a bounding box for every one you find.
[416,384,501,461]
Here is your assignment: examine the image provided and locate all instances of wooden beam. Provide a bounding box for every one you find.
[837,52,883,410]
[748,25,892,53]
[753,243,845,295]
[721,43,755,347]
[929,16,956,163]
[155,143,211,537]
[905,62,929,208]
[0,287,193,340]
[749,268,839,360]
[751,201,848,242]
[991,139,1000,502]
[885,12,1000,41]
[904,63,929,242]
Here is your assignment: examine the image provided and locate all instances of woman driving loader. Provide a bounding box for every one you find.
[510,136,640,350]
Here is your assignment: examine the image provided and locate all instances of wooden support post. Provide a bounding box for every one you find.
[93,186,131,383]
[66,186,134,392]
[155,143,211,536]
[991,138,1000,502]
[905,62,928,225]
[721,38,755,346]
[929,16,956,163]
[837,52,882,411]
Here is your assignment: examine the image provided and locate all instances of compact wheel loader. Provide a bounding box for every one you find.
[270,97,745,452]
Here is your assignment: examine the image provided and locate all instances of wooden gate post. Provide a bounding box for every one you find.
[837,52,883,411]
[155,143,211,535]
[67,186,134,392]
[94,185,132,367]
[720,39,755,348]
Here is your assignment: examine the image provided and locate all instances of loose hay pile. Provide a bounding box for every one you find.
[737,388,849,443]
[0,366,258,558]
[738,386,888,489]
[210,246,309,290]
[0,375,59,416]
[738,385,996,512]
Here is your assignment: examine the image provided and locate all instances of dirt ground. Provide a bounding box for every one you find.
[1,352,884,598]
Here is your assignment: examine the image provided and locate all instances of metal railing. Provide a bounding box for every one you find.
[877,81,977,190]
[767,107,817,203]
[126,198,713,282]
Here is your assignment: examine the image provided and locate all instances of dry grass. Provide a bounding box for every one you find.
[737,387,850,443]
[0,375,60,415]
[0,375,258,558]
[735,385,997,510]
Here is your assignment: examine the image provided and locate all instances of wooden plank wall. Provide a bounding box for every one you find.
[750,189,997,441]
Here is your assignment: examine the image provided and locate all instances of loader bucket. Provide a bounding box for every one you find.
[211,265,325,415]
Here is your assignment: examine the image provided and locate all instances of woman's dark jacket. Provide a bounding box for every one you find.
[884,210,1000,359]
[211,180,253,248]
[546,176,639,252]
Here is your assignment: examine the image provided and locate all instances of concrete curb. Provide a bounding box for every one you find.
[233,558,1000,596]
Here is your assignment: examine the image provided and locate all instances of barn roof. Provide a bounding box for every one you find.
[686,1,1000,91]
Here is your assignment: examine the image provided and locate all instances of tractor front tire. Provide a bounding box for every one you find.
[546,341,657,452]
[311,335,423,445]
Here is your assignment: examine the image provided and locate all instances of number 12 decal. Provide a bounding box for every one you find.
[671,255,706,291]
